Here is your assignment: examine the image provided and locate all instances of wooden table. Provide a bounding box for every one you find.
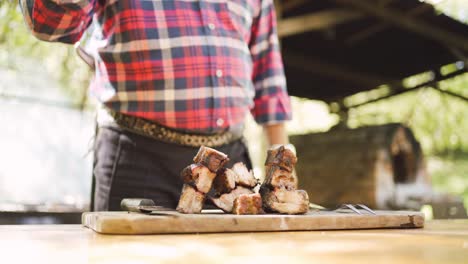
[0,220,467,264]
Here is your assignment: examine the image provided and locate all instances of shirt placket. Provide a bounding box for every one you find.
[198,1,225,132]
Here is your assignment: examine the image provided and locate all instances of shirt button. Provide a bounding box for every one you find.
[216,118,224,127]
[208,23,216,30]
[216,69,223,78]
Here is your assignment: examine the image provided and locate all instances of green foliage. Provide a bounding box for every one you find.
[343,0,468,157]
[0,1,91,108]
[431,0,468,23]
[429,155,468,208]
[347,0,468,208]
[347,74,468,155]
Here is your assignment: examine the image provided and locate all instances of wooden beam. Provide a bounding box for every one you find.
[378,0,395,6]
[341,85,429,110]
[334,0,468,52]
[283,51,396,87]
[282,0,307,13]
[430,86,468,102]
[278,9,364,38]
[340,69,467,109]
[447,47,468,64]
[345,4,434,45]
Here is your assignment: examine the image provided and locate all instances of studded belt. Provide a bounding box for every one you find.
[107,109,242,148]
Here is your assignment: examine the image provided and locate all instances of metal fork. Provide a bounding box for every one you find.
[337,204,377,215]
[309,203,377,215]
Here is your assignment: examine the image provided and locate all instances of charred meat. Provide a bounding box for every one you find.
[263,165,297,190]
[177,146,229,214]
[181,164,216,194]
[193,146,229,172]
[176,184,205,214]
[264,145,297,172]
[232,193,264,215]
[260,186,309,215]
[210,186,254,213]
[261,145,309,214]
[213,168,237,195]
[232,162,258,188]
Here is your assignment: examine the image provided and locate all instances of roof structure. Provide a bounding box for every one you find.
[276,0,468,110]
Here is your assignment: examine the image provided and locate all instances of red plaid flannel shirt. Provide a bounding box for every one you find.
[21,0,292,132]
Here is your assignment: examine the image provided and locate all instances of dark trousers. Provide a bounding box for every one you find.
[92,126,252,211]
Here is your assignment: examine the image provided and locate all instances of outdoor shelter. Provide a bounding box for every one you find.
[276,0,468,214]
[275,0,468,111]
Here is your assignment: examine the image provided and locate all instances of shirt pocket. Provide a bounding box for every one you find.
[223,0,254,42]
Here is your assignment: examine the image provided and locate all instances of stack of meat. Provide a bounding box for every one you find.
[210,162,261,214]
[177,145,309,215]
[259,145,309,214]
[176,146,261,214]
[176,146,229,214]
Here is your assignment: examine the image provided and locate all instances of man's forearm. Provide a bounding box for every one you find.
[263,123,289,146]
[20,0,96,43]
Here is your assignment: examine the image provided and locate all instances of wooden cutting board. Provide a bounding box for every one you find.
[82,210,424,235]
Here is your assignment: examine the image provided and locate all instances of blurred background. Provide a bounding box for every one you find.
[0,0,467,224]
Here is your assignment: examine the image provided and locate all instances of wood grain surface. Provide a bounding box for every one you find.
[1,220,467,264]
[82,210,424,234]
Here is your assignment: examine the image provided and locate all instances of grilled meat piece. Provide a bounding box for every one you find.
[193,146,229,172]
[265,145,297,172]
[232,193,264,215]
[210,186,254,212]
[213,168,237,195]
[264,165,297,190]
[232,162,258,188]
[260,186,309,214]
[176,184,205,214]
[181,164,216,194]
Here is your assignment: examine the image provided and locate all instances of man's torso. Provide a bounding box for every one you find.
[85,0,262,132]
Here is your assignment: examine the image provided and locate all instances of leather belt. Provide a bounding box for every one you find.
[107,109,242,148]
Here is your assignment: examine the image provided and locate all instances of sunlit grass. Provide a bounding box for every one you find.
[429,155,468,207]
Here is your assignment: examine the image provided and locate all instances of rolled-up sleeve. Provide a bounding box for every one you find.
[249,0,292,125]
[20,0,96,43]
